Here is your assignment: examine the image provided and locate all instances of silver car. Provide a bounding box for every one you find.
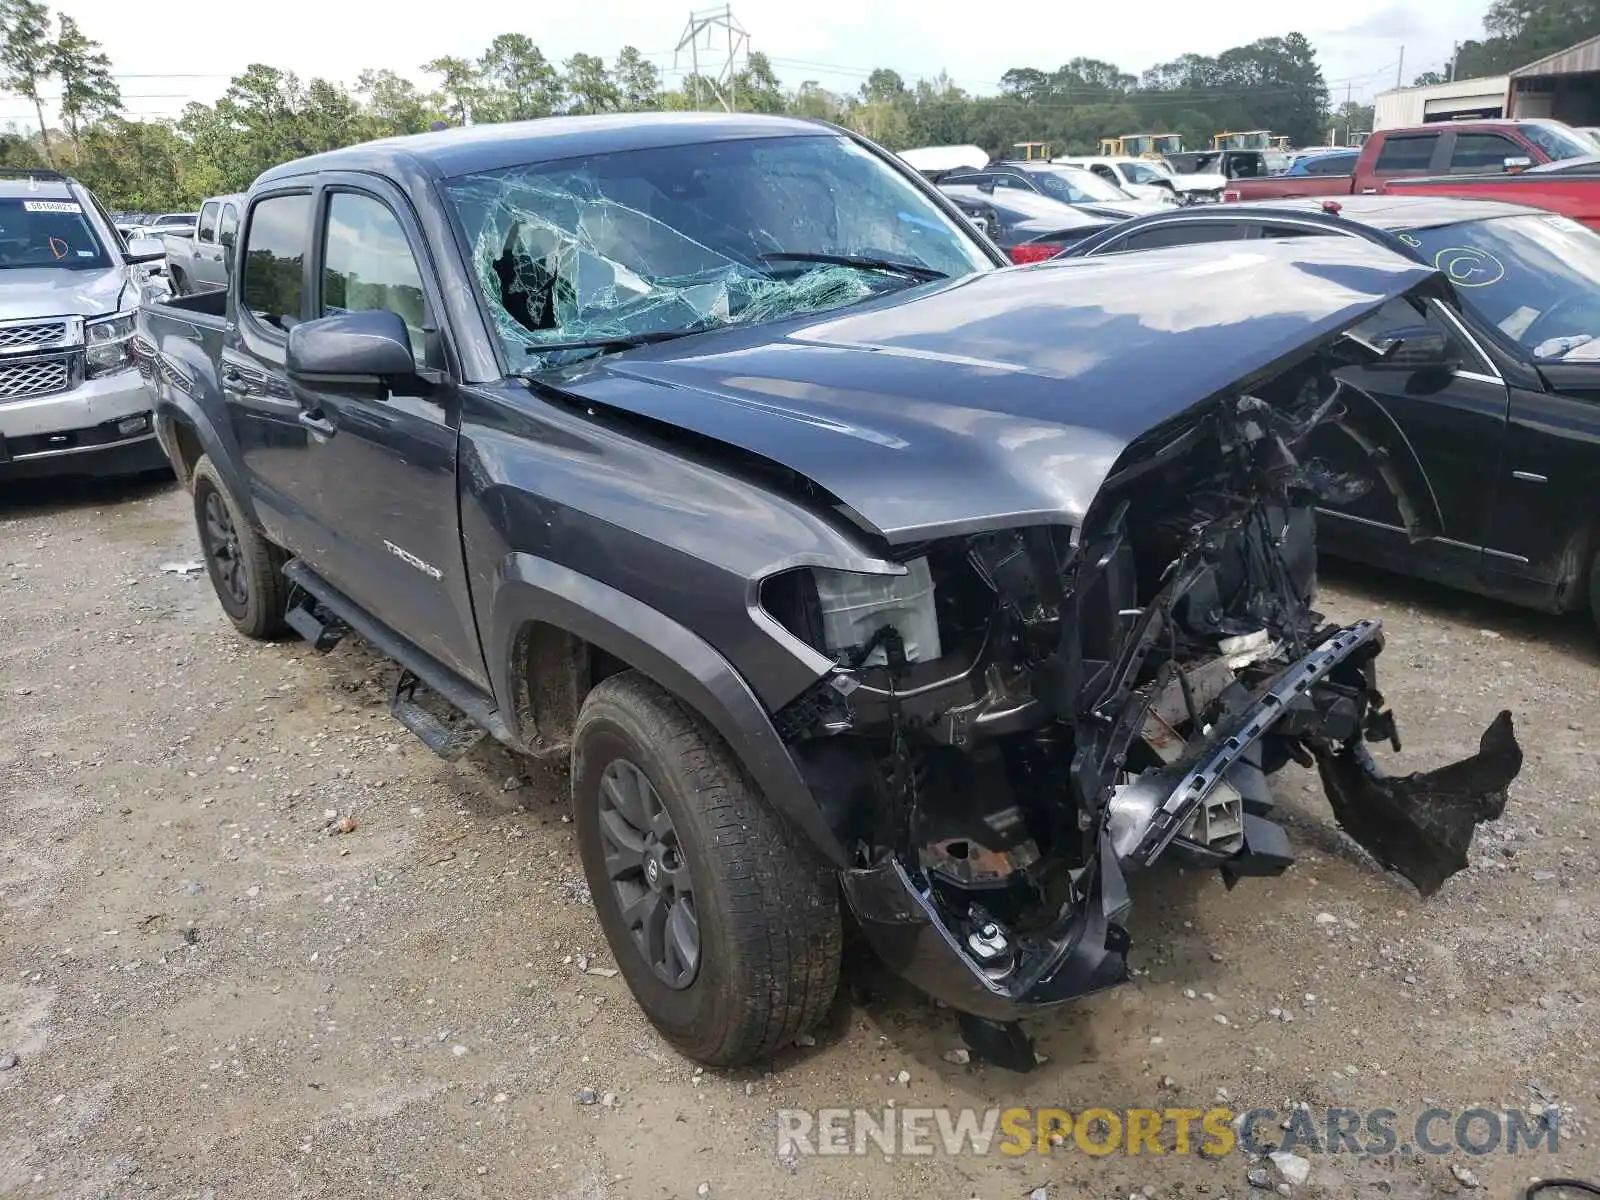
[0,168,169,481]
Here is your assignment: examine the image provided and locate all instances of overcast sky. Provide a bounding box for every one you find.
[2,0,1490,129]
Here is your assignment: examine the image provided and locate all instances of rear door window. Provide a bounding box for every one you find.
[1374,134,1440,174]
[239,193,311,334]
[197,202,218,244]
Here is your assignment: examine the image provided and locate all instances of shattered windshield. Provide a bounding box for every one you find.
[443,134,993,368]
[1399,215,1600,360]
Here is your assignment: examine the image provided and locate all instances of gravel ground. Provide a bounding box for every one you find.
[2,473,1598,1200]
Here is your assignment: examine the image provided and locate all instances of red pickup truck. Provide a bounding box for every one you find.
[1221,120,1595,202]
[1383,156,1600,230]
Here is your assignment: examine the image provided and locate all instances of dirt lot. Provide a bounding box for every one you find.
[1,473,1597,1200]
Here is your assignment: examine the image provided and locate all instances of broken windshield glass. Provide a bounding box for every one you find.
[442,133,993,368]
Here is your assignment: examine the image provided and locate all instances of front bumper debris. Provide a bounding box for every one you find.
[839,619,1523,1043]
[1316,709,1521,897]
[842,836,1130,1024]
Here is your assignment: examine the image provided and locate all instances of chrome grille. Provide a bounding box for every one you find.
[0,320,72,353]
[0,356,71,400]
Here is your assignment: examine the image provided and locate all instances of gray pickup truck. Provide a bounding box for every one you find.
[161,193,242,296]
[0,167,170,480]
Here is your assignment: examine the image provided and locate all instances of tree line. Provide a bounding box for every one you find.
[0,0,1577,213]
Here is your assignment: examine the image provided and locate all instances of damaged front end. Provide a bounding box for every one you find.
[760,358,1522,1068]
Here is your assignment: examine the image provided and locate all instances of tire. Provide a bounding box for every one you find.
[572,671,841,1066]
[168,266,188,297]
[191,454,289,640]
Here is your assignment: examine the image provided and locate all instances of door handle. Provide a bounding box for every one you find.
[297,409,336,438]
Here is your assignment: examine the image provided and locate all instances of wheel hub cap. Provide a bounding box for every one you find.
[596,758,700,989]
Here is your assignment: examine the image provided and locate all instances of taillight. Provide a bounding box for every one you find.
[1008,242,1064,264]
[1222,189,1241,202]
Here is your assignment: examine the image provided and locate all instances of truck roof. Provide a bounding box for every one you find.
[256,112,832,187]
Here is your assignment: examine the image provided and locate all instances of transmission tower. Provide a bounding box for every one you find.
[675,5,750,111]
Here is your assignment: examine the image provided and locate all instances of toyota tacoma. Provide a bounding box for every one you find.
[136,114,1522,1069]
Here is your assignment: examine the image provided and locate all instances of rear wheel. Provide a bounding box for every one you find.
[168,265,188,296]
[572,671,841,1066]
[191,454,289,639]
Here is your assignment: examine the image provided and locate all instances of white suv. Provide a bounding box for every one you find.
[0,168,169,481]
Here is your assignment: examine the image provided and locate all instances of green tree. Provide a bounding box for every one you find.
[0,0,56,165]
[732,50,785,113]
[1412,70,1447,86]
[51,14,119,145]
[477,34,563,120]
[422,55,481,124]
[787,80,841,121]
[74,118,190,210]
[564,52,617,113]
[610,46,661,110]
[357,68,439,137]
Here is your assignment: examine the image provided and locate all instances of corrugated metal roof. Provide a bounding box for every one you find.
[1512,32,1600,77]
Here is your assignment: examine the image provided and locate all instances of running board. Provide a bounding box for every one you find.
[285,585,347,652]
[391,668,484,760]
[281,559,517,753]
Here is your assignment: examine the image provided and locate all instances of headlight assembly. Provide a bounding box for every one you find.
[85,311,136,377]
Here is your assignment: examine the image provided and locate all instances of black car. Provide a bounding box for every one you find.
[936,159,1165,219]
[939,183,1120,261]
[137,115,1518,1071]
[1066,195,1600,629]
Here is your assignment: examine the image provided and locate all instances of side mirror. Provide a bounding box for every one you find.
[1504,155,1533,173]
[124,236,166,264]
[287,309,415,380]
[1370,323,1456,372]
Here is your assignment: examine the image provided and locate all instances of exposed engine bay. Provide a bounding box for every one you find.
[759,344,1523,1069]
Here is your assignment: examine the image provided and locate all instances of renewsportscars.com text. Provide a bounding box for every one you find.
[776,1105,1561,1158]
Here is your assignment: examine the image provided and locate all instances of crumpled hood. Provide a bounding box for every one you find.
[554,238,1439,544]
[0,267,128,321]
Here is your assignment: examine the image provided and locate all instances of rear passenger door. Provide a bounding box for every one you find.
[223,190,321,555]
[288,178,486,686]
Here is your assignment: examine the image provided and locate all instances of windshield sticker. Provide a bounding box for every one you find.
[24,200,81,213]
[75,249,94,257]
[1433,246,1505,288]
[1396,233,1422,248]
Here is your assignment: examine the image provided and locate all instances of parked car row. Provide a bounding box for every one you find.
[132,112,1523,1075]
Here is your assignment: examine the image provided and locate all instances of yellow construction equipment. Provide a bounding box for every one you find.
[1210,130,1272,152]
[1011,141,1051,161]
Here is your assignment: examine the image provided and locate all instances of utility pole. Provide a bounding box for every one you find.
[1396,45,1405,89]
[676,5,750,112]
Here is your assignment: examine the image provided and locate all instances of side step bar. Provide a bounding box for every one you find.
[281,559,517,756]
[391,669,484,761]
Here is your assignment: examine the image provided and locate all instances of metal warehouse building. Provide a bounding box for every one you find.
[1373,33,1600,130]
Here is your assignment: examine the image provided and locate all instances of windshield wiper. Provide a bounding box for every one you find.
[522,329,701,358]
[757,252,947,282]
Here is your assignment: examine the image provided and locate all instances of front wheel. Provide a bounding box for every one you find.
[572,671,841,1066]
[191,454,289,639]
